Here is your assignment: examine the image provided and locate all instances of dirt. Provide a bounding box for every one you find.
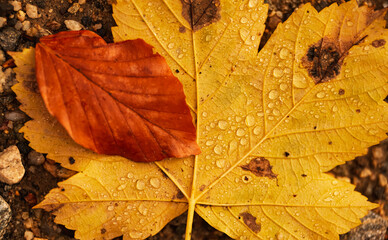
[0,0,387,240]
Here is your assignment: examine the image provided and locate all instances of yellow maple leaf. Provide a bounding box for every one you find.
[11,0,388,239]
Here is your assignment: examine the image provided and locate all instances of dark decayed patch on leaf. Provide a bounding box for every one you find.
[35,30,201,162]
[180,0,221,32]
[302,38,344,84]
[239,212,261,233]
[372,39,386,48]
[241,157,278,179]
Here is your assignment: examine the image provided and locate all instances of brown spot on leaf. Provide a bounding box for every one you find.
[175,191,184,199]
[101,228,106,234]
[200,185,206,191]
[372,39,386,48]
[239,212,261,233]
[302,38,344,84]
[338,89,345,95]
[179,26,186,33]
[356,109,361,113]
[241,157,277,179]
[181,0,221,32]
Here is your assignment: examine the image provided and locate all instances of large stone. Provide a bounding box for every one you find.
[0,27,21,51]
[0,145,25,184]
[0,195,11,238]
[347,211,388,240]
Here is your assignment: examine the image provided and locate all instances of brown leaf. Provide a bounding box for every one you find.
[35,30,200,162]
[181,0,221,31]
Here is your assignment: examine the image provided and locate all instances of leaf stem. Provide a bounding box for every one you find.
[185,198,196,240]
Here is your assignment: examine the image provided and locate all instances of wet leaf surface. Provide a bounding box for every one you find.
[11,0,388,239]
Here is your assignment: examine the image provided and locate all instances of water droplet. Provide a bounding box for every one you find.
[136,180,145,190]
[150,178,161,188]
[279,48,288,59]
[324,197,333,202]
[248,0,258,8]
[253,126,261,135]
[332,105,338,112]
[107,205,114,211]
[138,205,148,215]
[202,112,208,117]
[214,145,223,155]
[205,35,212,42]
[167,43,175,49]
[272,109,280,116]
[205,165,210,170]
[178,53,184,59]
[333,191,339,196]
[240,17,248,24]
[117,184,126,191]
[368,128,378,135]
[240,138,247,145]
[206,140,214,146]
[363,45,370,51]
[218,120,228,129]
[219,212,225,217]
[293,73,308,88]
[273,68,284,78]
[268,90,279,100]
[239,28,250,40]
[346,21,353,26]
[316,91,325,98]
[245,115,255,127]
[280,83,288,91]
[236,128,245,136]
[216,159,226,168]
[127,172,133,178]
[129,231,143,238]
[332,180,338,185]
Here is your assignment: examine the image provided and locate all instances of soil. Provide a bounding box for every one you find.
[0,0,387,240]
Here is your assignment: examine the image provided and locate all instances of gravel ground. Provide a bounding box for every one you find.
[0,0,387,239]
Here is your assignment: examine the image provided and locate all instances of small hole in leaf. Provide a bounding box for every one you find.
[301,174,307,177]
[69,157,75,164]
[384,95,388,103]
[284,152,290,157]
[175,69,179,73]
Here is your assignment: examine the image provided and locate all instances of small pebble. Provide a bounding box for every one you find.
[9,1,22,11]
[21,20,31,31]
[0,49,5,64]
[64,20,83,30]
[93,23,102,30]
[0,195,11,238]
[0,17,6,28]
[78,0,86,4]
[360,168,372,178]
[24,230,34,240]
[23,218,33,229]
[14,20,22,30]
[378,174,387,187]
[68,3,80,14]
[5,111,26,121]
[28,150,45,166]
[26,26,38,37]
[26,4,38,18]
[0,145,25,184]
[16,10,25,22]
